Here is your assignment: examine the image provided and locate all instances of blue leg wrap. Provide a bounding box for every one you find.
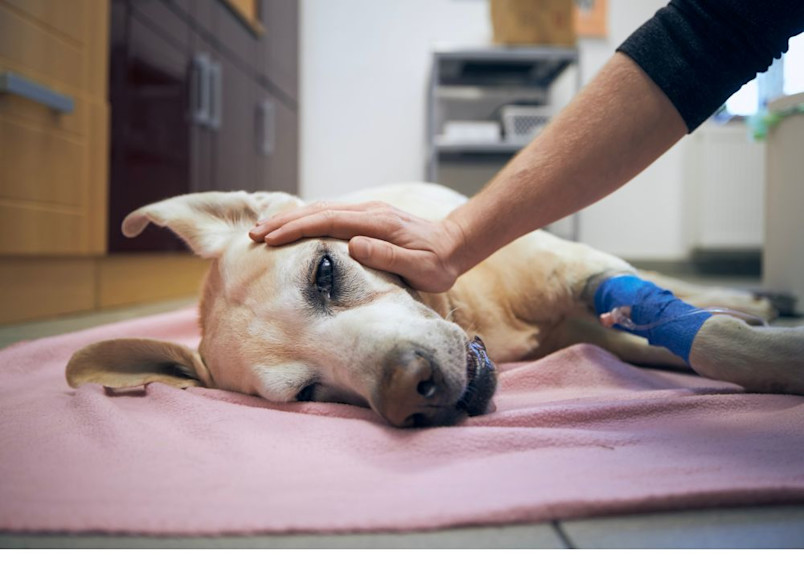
[593,275,711,364]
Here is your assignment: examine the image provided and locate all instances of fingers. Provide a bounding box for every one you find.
[249,201,387,243]
[349,237,455,293]
[246,199,461,292]
[256,210,397,246]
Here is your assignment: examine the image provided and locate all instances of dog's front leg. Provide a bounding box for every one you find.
[689,316,804,395]
[586,273,804,395]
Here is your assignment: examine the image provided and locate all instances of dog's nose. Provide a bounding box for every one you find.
[377,346,447,428]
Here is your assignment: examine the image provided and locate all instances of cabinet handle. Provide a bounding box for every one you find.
[0,71,74,114]
[190,54,211,126]
[258,99,276,155]
[208,62,223,130]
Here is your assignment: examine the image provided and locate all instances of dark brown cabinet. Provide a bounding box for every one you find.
[108,0,299,251]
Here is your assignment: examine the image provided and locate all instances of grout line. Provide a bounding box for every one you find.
[550,521,576,549]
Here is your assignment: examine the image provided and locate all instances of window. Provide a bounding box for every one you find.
[783,31,804,95]
[724,32,804,116]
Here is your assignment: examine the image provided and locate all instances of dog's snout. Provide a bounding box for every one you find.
[376,346,452,428]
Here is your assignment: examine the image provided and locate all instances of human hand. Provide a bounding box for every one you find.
[248,201,468,293]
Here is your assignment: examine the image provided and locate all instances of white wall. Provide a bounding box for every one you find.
[572,0,690,260]
[299,0,718,261]
[300,0,491,199]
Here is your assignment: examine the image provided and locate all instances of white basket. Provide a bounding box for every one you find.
[501,105,552,143]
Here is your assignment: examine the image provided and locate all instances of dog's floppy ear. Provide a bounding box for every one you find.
[66,338,213,391]
[121,191,302,258]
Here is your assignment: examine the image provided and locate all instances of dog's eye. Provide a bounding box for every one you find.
[315,255,334,299]
[295,383,317,402]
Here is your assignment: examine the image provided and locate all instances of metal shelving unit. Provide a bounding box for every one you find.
[426,45,580,239]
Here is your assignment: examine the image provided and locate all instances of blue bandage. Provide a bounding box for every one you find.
[593,275,711,364]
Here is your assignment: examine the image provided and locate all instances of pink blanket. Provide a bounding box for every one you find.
[1,307,803,536]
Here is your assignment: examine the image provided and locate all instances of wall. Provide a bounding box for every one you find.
[300,0,491,199]
[572,0,689,260]
[299,0,753,261]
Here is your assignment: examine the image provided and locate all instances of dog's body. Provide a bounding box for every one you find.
[67,183,804,427]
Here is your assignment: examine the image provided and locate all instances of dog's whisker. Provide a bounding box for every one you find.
[445,304,471,324]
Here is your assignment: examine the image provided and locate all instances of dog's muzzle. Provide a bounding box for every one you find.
[374,336,497,428]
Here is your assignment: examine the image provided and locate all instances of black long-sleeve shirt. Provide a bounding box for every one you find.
[617,0,804,131]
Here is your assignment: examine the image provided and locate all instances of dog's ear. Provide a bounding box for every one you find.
[121,191,303,258]
[66,338,213,391]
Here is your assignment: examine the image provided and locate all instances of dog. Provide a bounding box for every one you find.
[66,183,804,427]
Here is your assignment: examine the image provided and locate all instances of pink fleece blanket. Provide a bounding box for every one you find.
[1,307,803,536]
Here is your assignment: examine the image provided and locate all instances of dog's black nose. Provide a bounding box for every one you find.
[376,346,452,428]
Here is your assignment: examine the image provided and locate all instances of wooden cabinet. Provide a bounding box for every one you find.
[0,0,298,323]
[0,0,109,255]
[108,0,299,251]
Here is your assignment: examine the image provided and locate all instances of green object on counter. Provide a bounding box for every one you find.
[748,103,804,140]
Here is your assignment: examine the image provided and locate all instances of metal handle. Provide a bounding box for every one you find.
[208,61,223,130]
[190,54,211,125]
[0,71,74,113]
[258,99,275,155]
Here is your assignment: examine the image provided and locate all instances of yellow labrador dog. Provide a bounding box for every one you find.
[67,183,804,427]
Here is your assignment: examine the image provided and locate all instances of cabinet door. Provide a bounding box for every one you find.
[254,86,298,194]
[107,0,191,252]
[0,0,108,255]
[212,51,257,192]
[188,35,215,194]
[258,0,299,101]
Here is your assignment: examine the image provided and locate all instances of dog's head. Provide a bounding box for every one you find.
[67,192,496,427]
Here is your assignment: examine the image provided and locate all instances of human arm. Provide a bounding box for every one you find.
[250,0,804,292]
[250,52,687,291]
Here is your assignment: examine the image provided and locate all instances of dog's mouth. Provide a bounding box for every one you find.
[456,336,497,416]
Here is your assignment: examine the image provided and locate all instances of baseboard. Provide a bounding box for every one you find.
[689,249,762,277]
[0,254,209,325]
[631,249,762,278]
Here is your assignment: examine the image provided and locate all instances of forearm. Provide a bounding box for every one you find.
[446,52,687,274]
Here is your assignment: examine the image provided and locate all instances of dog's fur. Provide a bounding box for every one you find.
[66,183,804,426]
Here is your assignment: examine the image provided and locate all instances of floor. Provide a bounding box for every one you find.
[2,273,803,549]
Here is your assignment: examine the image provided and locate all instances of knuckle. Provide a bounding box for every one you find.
[382,212,405,232]
[320,209,338,227]
[381,244,397,267]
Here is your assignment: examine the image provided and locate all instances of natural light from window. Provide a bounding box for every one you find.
[783,32,804,95]
[725,32,804,116]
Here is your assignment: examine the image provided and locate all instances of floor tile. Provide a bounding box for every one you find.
[560,505,804,548]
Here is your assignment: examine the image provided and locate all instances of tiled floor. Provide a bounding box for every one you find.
[2,275,803,549]
[2,507,804,548]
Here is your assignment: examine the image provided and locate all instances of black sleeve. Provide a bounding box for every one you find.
[616,0,804,132]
